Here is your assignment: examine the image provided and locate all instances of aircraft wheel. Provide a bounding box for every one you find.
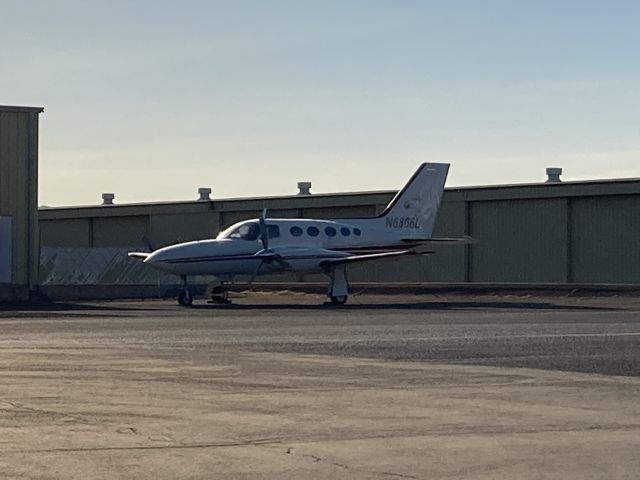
[330,295,348,305]
[178,289,193,307]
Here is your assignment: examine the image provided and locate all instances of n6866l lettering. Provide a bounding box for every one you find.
[385,217,421,229]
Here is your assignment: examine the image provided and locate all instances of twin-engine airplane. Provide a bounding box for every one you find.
[129,163,472,306]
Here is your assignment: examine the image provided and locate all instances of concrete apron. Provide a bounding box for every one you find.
[0,349,638,479]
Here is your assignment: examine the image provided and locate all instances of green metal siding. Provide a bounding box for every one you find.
[219,208,303,232]
[150,213,219,248]
[220,210,262,231]
[571,195,640,283]
[0,112,27,284]
[470,198,568,282]
[92,216,150,248]
[0,108,41,291]
[427,201,468,282]
[348,256,425,282]
[38,175,640,286]
[40,219,91,247]
[301,204,378,219]
[263,209,302,219]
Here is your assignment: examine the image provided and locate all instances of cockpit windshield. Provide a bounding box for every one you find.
[225,222,260,241]
[217,221,281,241]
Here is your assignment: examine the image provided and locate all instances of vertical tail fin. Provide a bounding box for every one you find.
[379,163,449,239]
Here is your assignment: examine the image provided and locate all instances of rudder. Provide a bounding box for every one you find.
[379,163,449,239]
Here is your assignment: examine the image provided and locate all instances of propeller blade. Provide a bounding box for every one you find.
[254,249,290,271]
[141,235,155,252]
[272,256,290,269]
[258,208,269,250]
[248,259,263,286]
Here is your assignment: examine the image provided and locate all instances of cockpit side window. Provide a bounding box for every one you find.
[228,222,260,241]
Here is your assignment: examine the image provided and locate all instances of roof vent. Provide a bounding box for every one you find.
[546,168,562,184]
[198,187,212,201]
[297,181,312,195]
[101,193,115,205]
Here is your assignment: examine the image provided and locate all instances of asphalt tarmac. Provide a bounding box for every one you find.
[1,292,640,479]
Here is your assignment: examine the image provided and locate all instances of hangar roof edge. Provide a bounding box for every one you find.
[450,176,640,191]
[40,190,388,210]
[0,105,45,113]
[39,176,640,212]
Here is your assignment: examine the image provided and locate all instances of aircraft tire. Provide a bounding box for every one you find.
[178,289,193,307]
[330,295,348,305]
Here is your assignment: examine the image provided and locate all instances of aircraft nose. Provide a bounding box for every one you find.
[144,249,170,266]
[143,251,157,264]
[142,247,182,274]
[143,251,159,266]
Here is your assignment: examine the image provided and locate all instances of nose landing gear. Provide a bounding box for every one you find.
[177,276,193,306]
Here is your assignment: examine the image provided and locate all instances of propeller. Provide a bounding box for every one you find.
[249,209,291,285]
[250,208,271,285]
[248,251,291,285]
[258,208,269,250]
[248,262,262,286]
[141,235,155,252]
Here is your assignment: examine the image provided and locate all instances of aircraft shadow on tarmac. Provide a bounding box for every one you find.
[189,300,616,312]
[0,298,617,313]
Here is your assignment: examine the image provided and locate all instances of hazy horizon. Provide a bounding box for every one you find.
[2,1,639,206]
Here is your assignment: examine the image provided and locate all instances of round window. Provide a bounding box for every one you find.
[307,226,320,237]
[325,226,337,237]
[290,226,303,237]
[341,227,351,236]
[353,228,361,236]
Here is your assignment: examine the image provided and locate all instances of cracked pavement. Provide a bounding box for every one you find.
[1,293,640,479]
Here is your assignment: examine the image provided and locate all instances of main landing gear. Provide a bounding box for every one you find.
[327,266,349,305]
[177,278,233,307]
[208,282,231,304]
[178,276,193,307]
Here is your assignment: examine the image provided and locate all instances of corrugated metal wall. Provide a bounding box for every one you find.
[571,195,640,283]
[0,106,42,298]
[39,179,640,286]
[469,198,569,282]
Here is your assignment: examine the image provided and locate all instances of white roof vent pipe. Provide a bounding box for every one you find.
[101,193,115,205]
[297,182,312,195]
[198,187,212,201]
[546,168,562,183]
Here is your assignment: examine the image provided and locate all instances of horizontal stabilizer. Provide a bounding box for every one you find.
[402,236,476,245]
[128,252,151,260]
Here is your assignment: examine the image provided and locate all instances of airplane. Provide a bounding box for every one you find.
[129,163,472,306]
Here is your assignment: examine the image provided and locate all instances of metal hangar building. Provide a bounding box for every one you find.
[0,105,43,301]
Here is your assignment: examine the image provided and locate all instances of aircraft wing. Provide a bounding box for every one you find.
[128,252,151,260]
[319,249,431,269]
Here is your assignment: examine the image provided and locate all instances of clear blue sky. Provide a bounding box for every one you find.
[2,0,639,205]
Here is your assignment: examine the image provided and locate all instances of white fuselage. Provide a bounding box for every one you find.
[144,218,406,277]
[138,162,451,282]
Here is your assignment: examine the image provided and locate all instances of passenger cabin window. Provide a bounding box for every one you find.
[307,226,320,237]
[340,227,351,236]
[325,226,337,237]
[290,226,303,237]
[228,223,260,241]
[353,228,361,236]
